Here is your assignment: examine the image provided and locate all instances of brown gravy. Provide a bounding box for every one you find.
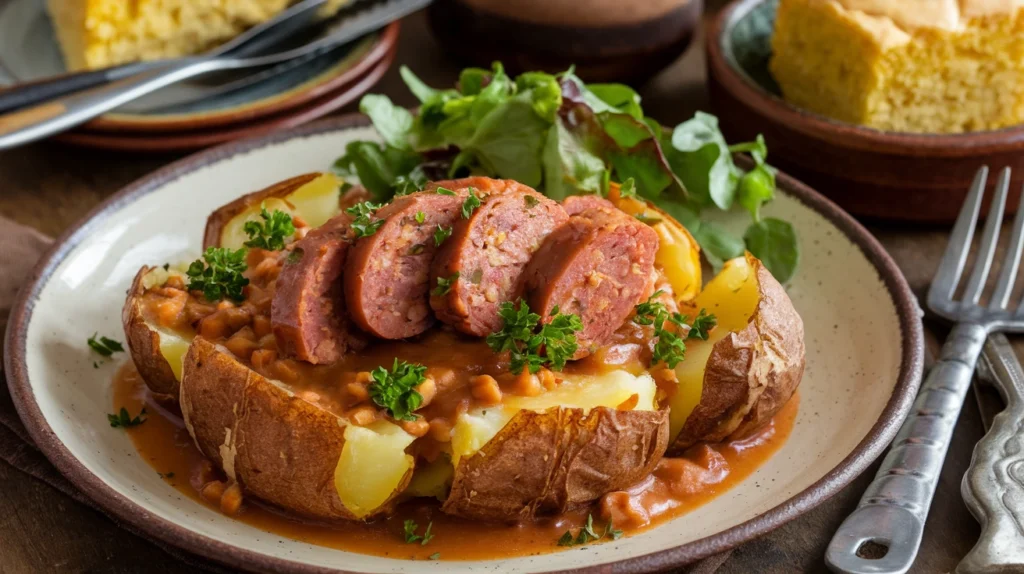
[113,363,797,560]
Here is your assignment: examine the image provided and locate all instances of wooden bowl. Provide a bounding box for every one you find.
[427,0,702,84]
[706,0,1024,223]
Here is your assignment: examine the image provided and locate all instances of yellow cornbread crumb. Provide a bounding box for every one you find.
[770,0,1024,133]
[47,0,349,71]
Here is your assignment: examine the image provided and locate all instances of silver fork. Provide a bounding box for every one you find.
[826,166,1024,574]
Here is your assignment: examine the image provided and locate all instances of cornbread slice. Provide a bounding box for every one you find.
[770,0,1024,133]
[47,0,349,71]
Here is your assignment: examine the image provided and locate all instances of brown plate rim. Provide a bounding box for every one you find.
[4,114,925,573]
[82,23,399,134]
[710,0,1024,154]
[52,46,395,153]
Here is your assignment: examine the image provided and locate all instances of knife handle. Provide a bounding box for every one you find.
[959,333,1024,574]
[826,322,986,574]
[0,62,156,114]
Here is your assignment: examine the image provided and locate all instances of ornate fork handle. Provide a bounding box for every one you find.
[959,333,1024,574]
[827,322,987,574]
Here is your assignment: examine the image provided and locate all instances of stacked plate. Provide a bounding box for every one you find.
[0,0,398,153]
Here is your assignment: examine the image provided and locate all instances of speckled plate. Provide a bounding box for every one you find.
[4,116,924,573]
[0,0,398,133]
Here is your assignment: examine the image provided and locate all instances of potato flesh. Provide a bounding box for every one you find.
[140,267,192,382]
[334,419,416,518]
[404,457,455,501]
[218,173,343,249]
[451,370,658,466]
[670,256,760,439]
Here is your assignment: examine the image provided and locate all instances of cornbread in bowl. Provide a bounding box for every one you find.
[707,0,1024,222]
[47,0,350,71]
[770,0,1024,134]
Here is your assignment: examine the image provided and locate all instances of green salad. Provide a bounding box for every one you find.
[332,63,799,282]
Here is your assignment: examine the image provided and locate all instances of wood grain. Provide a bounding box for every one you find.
[0,5,986,573]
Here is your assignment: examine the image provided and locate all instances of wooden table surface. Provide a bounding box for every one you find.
[0,6,989,574]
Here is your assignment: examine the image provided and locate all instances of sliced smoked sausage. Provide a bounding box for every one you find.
[429,178,569,337]
[344,191,466,339]
[271,214,365,364]
[523,205,658,359]
[561,194,615,216]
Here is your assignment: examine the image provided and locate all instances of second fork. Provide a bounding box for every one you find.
[826,166,1024,574]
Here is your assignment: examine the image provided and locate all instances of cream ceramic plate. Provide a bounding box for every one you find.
[5,116,924,573]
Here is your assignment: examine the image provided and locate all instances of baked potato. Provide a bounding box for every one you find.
[179,336,667,521]
[124,173,351,398]
[668,253,805,453]
[122,265,192,399]
[180,337,417,520]
[203,172,351,249]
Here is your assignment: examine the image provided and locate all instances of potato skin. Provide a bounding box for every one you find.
[670,256,805,453]
[122,266,180,399]
[179,337,406,521]
[202,173,322,249]
[443,407,670,522]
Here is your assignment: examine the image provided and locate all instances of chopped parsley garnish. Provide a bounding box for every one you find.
[632,293,716,368]
[415,210,426,224]
[433,224,452,246]
[108,407,146,428]
[524,195,539,208]
[345,201,386,238]
[87,333,124,357]
[409,244,426,255]
[461,189,481,218]
[687,308,717,341]
[403,519,434,545]
[158,471,175,479]
[286,247,304,264]
[186,247,249,302]
[432,273,459,296]
[428,552,441,560]
[369,359,427,421]
[242,205,295,251]
[618,177,638,199]
[434,187,456,196]
[557,515,621,547]
[486,301,583,374]
[162,263,170,271]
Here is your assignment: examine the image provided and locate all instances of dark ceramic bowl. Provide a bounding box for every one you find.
[707,0,1024,223]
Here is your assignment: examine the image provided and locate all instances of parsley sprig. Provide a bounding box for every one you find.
[632,292,717,368]
[434,186,456,196]
[461,189,481,218]
[88,333,124,357]
[369,359,427,421]
[403,519,434,545]
[556,514,622,547]
[186,247,249,302]
[433,224,452,246]
[345,201,386,238]
[486,300,583,374]
[108,407,146,428]
[432,273,459,296]
[243,205,295,251]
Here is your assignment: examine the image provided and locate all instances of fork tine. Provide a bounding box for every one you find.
[993,180,1024,309]
[964,167,1010,305]
[928,166,988,307]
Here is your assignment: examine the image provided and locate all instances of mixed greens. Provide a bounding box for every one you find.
[333,63,799,282]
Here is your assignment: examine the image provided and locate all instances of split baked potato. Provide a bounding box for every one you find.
[668,253,805,452]
[123,172,347,399]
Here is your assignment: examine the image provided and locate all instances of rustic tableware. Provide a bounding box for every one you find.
[5,115,923,572]
[51,47,395,153]
[0,0,397,133]
[427,0,702,83]
[707,0,1024,223]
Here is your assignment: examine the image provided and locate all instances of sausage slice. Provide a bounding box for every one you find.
[271,214,366,364]
[344,191,466,339]
[561,194,615,216]
[430,178,569,336]
[523,205,659,359]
